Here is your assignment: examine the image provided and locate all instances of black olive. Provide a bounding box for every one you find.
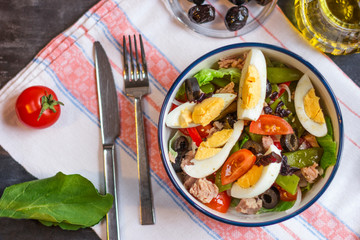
[187,0,205,5]
[255,0,272,6]
[280,133,299,152]
[224,6,249,31]
[266,80,272,98]
[173,136,189,153]
[242,140,264,154]
[188,4,215,24]
[172,155,183,173]
[185,77,201,102]
[260,187,280,209]
[228,0,251,5]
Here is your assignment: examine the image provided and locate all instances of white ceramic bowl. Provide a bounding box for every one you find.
[158,43,343,226]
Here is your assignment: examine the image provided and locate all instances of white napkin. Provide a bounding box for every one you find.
[0,0,359,239]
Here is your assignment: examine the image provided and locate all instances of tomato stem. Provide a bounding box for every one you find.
[38,94,64,121]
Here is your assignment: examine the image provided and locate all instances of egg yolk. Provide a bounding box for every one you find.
[236,164,263,188]
[194,146,222,160]
[179,108,193,128]
[241,64,261,109]
[304,88,325,124]
[200,129,233,148]
[192,97,224,126]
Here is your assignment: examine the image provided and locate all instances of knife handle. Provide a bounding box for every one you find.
[103,145,121,239]
[134,97,155,225]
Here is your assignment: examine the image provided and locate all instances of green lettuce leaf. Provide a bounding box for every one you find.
[257,201,295,214]
[316,117,337,171]
[0,172,113,230]
[194,68,241,86]
[168,130,192,161]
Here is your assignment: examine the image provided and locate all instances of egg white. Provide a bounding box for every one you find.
[183,120,244,178]
[230,144,282,199]
[165,93,237,128]
[237,49,267,121]
[294,74,327,137]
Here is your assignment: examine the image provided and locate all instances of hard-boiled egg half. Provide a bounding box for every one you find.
[294,74,327,137]
[166,93,237,128]
[230,144,282,199]
[183,120,244,178]
[237,49,267,121]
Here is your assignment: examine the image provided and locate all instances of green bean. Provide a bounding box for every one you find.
[284,148,324,168]
[214,101,237,121]
[200,83,215,94]
[245,126,262,143]
[267,67,302,84]
[230,141,240,155]
[212,78,231,87]
[215,169,232,193]
[275,174,300,195]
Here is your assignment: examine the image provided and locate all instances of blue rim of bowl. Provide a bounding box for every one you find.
[158,42,344,227]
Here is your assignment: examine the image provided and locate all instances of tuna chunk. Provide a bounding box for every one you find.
[189,178,219,203]
[235,198,262,215]
[206,121,224,138]
[180,150,195,171]
[218,54,247,69]
[303,134,320,148]
[262,136,274,151]
[215,82,236,94]
[183,174,197,191]
[301,163,319,183]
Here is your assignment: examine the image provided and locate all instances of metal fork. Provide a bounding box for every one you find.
[122,35,155,225]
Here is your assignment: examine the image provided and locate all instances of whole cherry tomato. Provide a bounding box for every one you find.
[15,86,64,129]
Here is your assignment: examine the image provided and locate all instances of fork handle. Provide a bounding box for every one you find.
[134,97,155,225]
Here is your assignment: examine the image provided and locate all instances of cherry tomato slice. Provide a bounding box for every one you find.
[273,183,298,201]
[187,127,203,147]
[196,124,213,139]
[249,114,294,135]
[221,149,256,185]
[205,191,231,213]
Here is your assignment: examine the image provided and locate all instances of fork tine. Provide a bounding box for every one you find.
[123,36,129,83]
[133,35,141,81]
[139,35,148,80]
[128,35,135,82]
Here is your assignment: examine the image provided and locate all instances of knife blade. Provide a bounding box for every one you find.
[94,41,121,240]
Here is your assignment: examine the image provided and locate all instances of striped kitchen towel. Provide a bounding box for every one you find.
[0,0,359,239]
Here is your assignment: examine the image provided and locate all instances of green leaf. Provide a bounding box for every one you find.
[257,201,295,214]
[194,68,241,86]
[0,172,113,230]
[316,117,337,171]
[168,130,192,161]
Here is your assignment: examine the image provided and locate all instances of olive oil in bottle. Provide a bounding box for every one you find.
[295,0,360,55]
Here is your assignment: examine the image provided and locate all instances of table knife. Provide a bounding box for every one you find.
[94,41,121,240]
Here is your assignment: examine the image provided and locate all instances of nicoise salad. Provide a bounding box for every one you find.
[165,49,337,214]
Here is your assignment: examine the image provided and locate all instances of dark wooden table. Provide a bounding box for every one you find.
[0,0,358,239]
